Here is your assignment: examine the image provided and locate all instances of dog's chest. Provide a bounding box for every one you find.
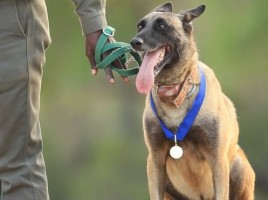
[154,98,219,144]
[166,147,214,199]
[164,119,218,199]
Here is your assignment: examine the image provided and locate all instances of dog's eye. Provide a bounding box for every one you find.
[159,24,167,30]
[137,25,143,32]
[137,20,146,32]
[155,18,168,30]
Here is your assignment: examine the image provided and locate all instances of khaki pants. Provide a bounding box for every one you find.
[0,0,51,199]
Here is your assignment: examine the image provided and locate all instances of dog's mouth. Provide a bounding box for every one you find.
[136,45,172,94]
[153,46,172,76]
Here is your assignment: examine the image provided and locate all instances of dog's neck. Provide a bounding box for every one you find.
[156,65,200,107]
[154,38,200,106]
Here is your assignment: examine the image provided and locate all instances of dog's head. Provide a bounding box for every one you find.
[131,3,205,94]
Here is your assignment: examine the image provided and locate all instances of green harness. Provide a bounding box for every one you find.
[95,26,141,77]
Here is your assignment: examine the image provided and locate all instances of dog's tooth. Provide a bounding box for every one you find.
[161,49,165,58]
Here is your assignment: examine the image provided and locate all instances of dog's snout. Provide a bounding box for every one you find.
[131,37,144,49]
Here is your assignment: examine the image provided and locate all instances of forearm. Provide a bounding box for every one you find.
[72,0,107,35]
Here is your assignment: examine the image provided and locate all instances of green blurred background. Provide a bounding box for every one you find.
[42,0,268,199]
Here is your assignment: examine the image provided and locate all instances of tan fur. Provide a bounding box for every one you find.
[133,3,255,200]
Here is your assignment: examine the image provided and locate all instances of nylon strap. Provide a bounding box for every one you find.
[95,26,141,76]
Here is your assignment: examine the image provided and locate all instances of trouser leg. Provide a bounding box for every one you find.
[0,0,51,199]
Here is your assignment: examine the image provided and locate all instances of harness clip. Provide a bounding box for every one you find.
[102,26,115,37]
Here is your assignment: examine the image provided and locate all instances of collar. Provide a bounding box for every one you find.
[150,67,206,141]
[156,66,201,108]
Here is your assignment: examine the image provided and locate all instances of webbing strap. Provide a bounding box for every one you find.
[95,26,141,76]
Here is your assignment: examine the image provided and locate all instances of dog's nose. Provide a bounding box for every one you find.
[130,37,144,49]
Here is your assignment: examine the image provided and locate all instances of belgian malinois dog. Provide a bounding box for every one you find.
[130,3,255,200]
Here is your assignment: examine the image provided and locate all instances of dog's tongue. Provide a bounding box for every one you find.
[136,48,163,94]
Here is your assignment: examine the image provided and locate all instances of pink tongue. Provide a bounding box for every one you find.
[136,48,163,94]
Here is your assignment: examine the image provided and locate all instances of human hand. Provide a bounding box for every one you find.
[85,30,129,84]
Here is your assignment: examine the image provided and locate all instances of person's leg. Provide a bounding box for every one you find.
[0,0,51,199]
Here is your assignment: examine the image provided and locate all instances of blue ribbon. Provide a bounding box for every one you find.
[150,67,206,141]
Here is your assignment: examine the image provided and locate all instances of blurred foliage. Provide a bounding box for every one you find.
[42,0,268,199]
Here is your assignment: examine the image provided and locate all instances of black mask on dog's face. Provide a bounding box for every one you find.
[131,3,205,94]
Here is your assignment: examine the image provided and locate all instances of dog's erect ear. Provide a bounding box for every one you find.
[180,5,206,22]
[179,5,205,32]
[155,2,173,13]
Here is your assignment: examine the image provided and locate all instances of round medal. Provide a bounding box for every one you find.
[170,145,183,159]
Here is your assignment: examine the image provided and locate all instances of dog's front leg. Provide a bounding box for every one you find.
[211,156,230,200]
[147,152,167,200]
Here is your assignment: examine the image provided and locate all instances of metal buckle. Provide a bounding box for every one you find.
[186,84,196,98]
[186,77,196,98]
[102,26,115,37]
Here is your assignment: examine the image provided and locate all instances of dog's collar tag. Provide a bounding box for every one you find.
[150,67,206,159]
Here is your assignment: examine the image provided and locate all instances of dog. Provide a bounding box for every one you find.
[130,3,255,200]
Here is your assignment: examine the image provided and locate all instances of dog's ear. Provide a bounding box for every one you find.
[155,2,173,13]
[181,5,206,22]
[179,5,206,32]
